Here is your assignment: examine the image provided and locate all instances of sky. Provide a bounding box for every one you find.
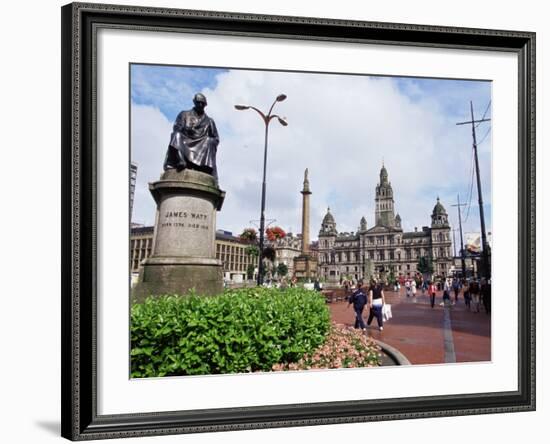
[130,64,492,250]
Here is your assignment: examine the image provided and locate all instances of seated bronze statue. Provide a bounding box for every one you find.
[164,93,219,181]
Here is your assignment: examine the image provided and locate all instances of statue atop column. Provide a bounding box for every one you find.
[163,93,219,181]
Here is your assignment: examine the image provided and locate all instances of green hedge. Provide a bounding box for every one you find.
[130,288,330,377]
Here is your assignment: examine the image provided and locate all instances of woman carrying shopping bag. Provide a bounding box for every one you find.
[367,279,386,331]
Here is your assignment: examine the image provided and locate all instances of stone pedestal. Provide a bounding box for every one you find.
[293,254,318,282]
[132,169,225,302]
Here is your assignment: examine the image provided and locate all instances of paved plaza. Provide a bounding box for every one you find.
[328,287,491,365]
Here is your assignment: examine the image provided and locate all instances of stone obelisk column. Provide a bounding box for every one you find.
[294,168,317,281]
[301,168,311,254]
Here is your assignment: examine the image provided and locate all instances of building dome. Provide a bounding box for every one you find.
[322,207,335,225]
[432,197,447,216]
[319,207,338,236]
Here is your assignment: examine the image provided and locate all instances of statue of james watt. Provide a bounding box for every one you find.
[163,93,219,181]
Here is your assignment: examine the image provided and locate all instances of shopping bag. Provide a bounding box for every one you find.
[382,304,393,321]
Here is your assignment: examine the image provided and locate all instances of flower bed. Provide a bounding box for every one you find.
[272,323,381,371]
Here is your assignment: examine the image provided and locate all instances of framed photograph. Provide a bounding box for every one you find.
[61,2,535,440]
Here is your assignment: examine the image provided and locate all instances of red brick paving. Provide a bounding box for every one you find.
[328,287,491,365]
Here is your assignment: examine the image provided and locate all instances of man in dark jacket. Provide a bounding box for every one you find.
[348,280,368,330]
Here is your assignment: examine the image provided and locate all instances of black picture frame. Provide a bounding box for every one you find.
[61,2,536,440]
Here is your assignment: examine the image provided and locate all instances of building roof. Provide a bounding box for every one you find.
[215,231,246,243]
[335,232,359,241]
[365,225,402,234]
[403,230,430,238]
[131,226,154,235]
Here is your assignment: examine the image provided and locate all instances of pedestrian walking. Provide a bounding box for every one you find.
[442,278,452,305]
[313,279,321,292]
[411,279,417,303]
[463,279,471,309]
[343,279,351,296]
[367,279,386,331]
[469,279,481,312]
[428,281,437,308]
[405,279,412,298]
[452,277,461,304]
[348,280,368,330]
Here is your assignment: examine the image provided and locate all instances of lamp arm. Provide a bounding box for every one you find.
[248,106,268,124]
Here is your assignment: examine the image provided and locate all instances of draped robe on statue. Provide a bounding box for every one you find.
[163,109,219,180]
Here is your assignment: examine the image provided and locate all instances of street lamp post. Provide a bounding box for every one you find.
[235,95,288,286]
[456,101,491,279]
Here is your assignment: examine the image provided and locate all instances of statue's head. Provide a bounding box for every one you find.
[193,93,207,112]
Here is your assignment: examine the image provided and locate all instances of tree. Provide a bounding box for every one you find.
[276,263,288,277]
[245,245,259,257]
[262,246,276,262]
[417,256,434,275]
[246,264,255,280]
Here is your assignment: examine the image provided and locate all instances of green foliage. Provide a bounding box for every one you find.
[276,263,289,277]
[417,256,434,275]
[246,264,255,280]
[131,288,330,378]
[245,245,259,257]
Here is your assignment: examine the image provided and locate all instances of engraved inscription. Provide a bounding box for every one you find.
[161,210,210,230]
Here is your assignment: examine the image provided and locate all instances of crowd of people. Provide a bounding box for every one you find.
[342,274,491,333]
[392,275,491,312]
[390,275,491,313]
[260,272,490,336]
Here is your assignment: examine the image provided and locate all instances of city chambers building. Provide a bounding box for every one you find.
[317,165,453,283]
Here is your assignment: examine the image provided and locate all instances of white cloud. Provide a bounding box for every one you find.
[131,104,172,225]
[132,69,492,239]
